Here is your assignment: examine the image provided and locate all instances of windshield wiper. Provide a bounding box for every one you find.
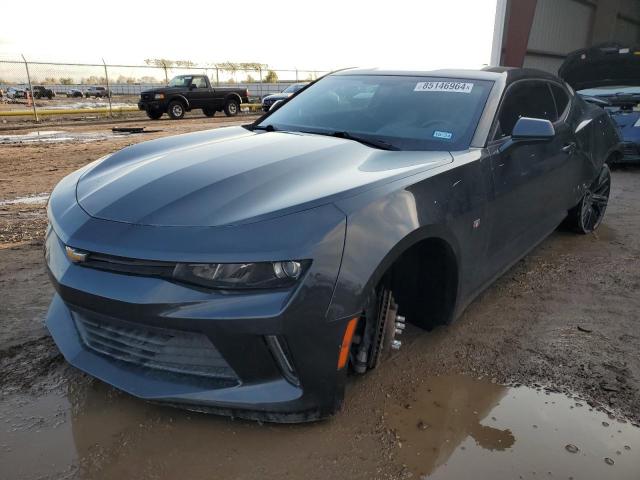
[252,124,277,132]
[312,130,399,150]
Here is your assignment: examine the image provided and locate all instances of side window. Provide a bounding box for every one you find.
[494,81,557,138]
[191,77,207,89]
[549,83,570,119]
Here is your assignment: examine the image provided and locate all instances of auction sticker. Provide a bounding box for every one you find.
[414,81,474,93]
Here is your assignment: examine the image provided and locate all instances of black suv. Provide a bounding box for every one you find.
[138,75,249,120]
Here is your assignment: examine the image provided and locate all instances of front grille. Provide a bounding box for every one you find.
[73,311,238,383]
[80,251,176,278]
[141,92,153,101]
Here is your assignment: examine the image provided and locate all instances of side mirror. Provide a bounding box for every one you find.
[269,99,285,111]
[189,83,197,90]
[512,117,555,140]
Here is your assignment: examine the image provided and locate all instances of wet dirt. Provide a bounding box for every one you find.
[1,120,639,478]
[2,374,638,480]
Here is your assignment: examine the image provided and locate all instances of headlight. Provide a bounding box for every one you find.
[634,117,640,127]
[172,261,308,289]
[154,93,165,100]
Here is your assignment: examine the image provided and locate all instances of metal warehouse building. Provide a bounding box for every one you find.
[496,0,640,72]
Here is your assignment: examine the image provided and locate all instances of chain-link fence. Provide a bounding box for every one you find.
[0,58,329,121]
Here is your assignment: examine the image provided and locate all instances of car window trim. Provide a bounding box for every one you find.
[547,80,572,124]
[488,78,559,142]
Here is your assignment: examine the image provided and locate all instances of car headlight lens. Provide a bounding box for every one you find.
[634,117,640,127]
[172,261,308,289]
[154,93,165,100]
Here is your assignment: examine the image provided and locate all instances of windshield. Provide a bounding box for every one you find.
[259,75,493,151]
[283,83,305,94]
[168,76,193,88]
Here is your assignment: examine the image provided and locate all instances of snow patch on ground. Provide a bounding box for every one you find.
[0,193,50,206]
[0,130,122,144]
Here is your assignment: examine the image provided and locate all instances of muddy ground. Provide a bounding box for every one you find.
[0,118,638,479]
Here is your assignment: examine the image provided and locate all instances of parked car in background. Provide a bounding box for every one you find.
[45,67,620,422]
[561,42,640,164]
[85,86,110,98]
[138,74,249,120]
[66,89,84,98]
[31,85,55,99]
[262,83,308,111]
[5,86,26,99]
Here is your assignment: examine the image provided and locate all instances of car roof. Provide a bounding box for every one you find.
[332,67,563,85]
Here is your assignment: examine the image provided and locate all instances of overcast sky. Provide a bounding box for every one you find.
[0,0,498,71]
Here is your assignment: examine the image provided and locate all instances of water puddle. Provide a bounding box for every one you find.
[0,193,50,206]
[0,375,637,479]
[388,375,639,479]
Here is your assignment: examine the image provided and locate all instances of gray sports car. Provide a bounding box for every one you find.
[45,67,620,422]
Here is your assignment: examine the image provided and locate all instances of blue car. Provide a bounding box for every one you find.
[561,42,640,164]
[261,83,308,111]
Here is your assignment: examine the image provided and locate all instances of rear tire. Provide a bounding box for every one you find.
[146,110,163,120]
[224,99,239,117]
[167,100,185,120]
[565,164,611,234]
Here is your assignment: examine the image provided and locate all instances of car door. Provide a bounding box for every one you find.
[547,82,587,213]
[484,80,564,277]
[187,76,210,109]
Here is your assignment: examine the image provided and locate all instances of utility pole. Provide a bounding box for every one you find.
[102,58,113,118]
[21,54,38,123]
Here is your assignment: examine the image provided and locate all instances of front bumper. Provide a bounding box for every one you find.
[617,142,640,163]
[138,100,164,112]
[44,172,351,421]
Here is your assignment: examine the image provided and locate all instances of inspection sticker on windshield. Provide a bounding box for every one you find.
[433,130,453,140]
[414,81,474,93]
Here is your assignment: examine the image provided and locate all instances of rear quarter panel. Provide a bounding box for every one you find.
[574,99,622,176]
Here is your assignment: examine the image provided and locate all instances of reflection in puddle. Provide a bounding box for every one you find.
[0,375,638,479]
[388,375,639,479]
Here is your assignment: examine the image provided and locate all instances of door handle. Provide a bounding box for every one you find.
[562,142,577,154]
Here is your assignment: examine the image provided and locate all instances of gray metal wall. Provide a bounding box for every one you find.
[522,0,640,73]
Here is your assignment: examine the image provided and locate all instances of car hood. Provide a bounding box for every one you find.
[263,93,289,101]
[76,126,452,227]
[141,87,188,95]
[559,42,640,90]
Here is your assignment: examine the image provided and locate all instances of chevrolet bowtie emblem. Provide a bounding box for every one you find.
[65,246,88,263]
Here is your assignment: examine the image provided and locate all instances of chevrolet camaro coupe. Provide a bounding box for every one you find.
[45,67,621,422]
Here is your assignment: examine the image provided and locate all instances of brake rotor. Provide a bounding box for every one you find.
[368,289,400,369]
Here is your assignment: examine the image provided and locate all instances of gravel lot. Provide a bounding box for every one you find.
[0,118,638,479]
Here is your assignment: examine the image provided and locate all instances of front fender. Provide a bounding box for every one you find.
[327,150,490,322]
[168,94,190,109]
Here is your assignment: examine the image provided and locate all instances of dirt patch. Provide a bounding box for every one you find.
[0,120,639,479]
